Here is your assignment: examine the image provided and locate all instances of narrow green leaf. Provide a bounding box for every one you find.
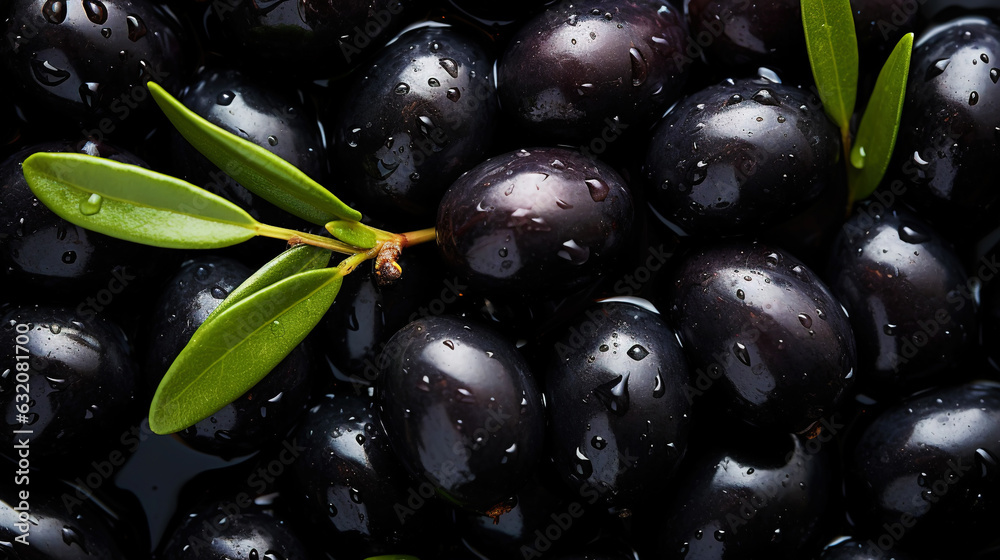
[801,0,859,130]
[22,152,258,249]
[207,244,332,321]
[850,32,914,200]
[149,267,344,434]
[326,220,378,250]
[148,81,362,225]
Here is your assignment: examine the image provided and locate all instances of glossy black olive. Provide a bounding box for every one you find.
[0,305,138,462]
[826,205,977,392]
[544,301,693,510]
[685,0,807,69]
[644,77,841,236]
[496,0,689,143]
[846,380,1000,556]
[144,256,314,459]
[331,26,498,224]
[665,241,857,432]
[436,147,634,297]
[818,536,918,559]
[158,499,309,560]
[376,315,545,514]
[0,0,185,138]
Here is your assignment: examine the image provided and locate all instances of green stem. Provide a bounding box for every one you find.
[255,223,361,254]
[399,227,436,247]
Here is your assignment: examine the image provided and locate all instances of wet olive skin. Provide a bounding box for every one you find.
[0,0,184,136]
[291,392,425,556]
[846,381,1000,556]
[0,140,159,296]
[145,256,313,459]
[891,17,1000,241]
[377,316,545,514]
[826,206,977,392]
[332,26,498,223]
[644,78,841,236]
[544,301,693,509]
[159,500,308,560]
[818,537,917,559]
[634,432,833,559]
[170,67,327,230]
[496,0,689,143]
[213,0,425,79]
[685,0,806,68]
[436,147,634,298]
[666,242,857,432]
[0,305,138,462]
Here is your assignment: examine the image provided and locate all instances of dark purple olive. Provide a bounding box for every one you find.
[0,140,163,298]
[665,241,857,432]
[0,0,185,138]
[331,25,498,224]
[851,0,921,54]
[846,380,1000,556]
[0,305,138,462]
[436,147,634,297]
[826,205,977,393]
[644,77,841,236]
[212,0,426,79]
[170,67,327,231]
[144,256,314,459]
[633,430,834,559]
[496,0,689,143]
[891,17,1000,241]
[544,300,693,511]
[818,536,918,560]
[290,391,428,555]
[376,315,545,515]
[158,499,308,560]
[685,0,806,69]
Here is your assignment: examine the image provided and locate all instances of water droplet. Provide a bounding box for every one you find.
[30,60,70,86]
[194,266,210,281]
[585,178,609,202]
[991,68,999,84]
[100,27,111,38]
[574,447,594,478]
[349,487,362,504]
[798,313,812,328]
[975,447,998,477]
[969,91,979,106]
[439,58,459,78]
[627,344,649,361]
[777,115,786,123]
[393,82,410,95]
[732,342,751,366]
[557,239,590,264]
[42,0,67,24]
[591,436,607,449]
[355,433,366,445]
[210,287,227,299]
[593,372,630,415]
[629,47,647,86]
[61,526,88,553]
[850,145,866,169]
[79,82,101,109]
[79,193,103,215]
[981,53,990,64]
[757,67,781,83]
[551,159,566,170]
[443,340,455,350]
[498,247,508,258]
[736,289,745,300]
[752,89,779,106]
[126,14,147,41]
[652,371,665,398]
[456,387,476,403]
[446,87,461,102]
[925,58,950,81]
[714,529,726,542]
[898,224,930,244]
[765,252,780,267]
[267,135,278,146]
[416,115,435,136]
[884,323,897,335]
[727,93,744,105]
[599,344,609,352]
[429,41,440,52]
[83,0,108,24]
[427,77,440,87]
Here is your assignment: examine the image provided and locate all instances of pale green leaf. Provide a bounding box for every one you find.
[801,0,859,130]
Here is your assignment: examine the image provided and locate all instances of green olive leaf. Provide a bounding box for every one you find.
[325,220,378,250]
[207,244,332,322]
[148,267,344,434]
[801,0,858,131]
[22,152,258,249]
[148,81,362,225]
[849,32,914,200]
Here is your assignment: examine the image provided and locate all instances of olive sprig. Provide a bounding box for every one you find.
[21,82,435,435]
[800,0,914,207]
